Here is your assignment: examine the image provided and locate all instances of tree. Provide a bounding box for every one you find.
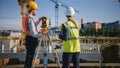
[81,27,120,37]
[96,28,104,36]
[85,28,96,36]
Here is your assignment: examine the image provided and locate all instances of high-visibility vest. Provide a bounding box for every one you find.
[22,14,38,35]
[59,20,80,52]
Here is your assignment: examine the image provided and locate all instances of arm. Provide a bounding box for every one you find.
[59,24,66,40]
[35,18,42,26]
[27,18,42,38]
[35,17,46,26]
[80,23,85,33]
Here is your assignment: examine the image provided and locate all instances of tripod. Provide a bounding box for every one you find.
[32,33,61,68]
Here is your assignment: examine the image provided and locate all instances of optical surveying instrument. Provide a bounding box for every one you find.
[32,17,61,68]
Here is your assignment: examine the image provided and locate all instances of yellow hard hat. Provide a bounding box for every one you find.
[27,1,38,10]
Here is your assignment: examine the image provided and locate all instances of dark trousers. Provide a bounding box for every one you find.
[24,36,38,68]
[62,52,80,68]
[24,44,37,68]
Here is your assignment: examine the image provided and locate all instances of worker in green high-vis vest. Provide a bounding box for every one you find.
[59,7,84,68]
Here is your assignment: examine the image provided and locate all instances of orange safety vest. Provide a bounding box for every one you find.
[22,14,38,35]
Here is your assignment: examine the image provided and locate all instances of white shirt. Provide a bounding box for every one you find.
[27,14,42,38]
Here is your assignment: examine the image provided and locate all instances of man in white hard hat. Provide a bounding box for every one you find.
[59,7,81,68]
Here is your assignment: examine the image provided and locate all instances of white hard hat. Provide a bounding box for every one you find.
[65,7,75,16]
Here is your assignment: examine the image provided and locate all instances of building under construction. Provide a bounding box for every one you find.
[0,30,120,68]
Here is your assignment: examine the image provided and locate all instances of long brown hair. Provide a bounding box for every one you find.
[67,16,79,29]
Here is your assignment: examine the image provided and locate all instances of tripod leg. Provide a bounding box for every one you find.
[43,35,48,68]
[47,34,61,68]
[43,53,48,68]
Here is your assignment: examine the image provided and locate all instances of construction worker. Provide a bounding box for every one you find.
[59,7,81,68]
[23,1,42,68]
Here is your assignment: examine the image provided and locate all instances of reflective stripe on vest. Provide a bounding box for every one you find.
[22,15,38,35]
[63,21,79,40]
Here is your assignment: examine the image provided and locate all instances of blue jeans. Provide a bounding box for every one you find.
[62,52,80,68]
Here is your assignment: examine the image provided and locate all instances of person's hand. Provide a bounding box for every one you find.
[36,17,42,25]
[55,30,62,35]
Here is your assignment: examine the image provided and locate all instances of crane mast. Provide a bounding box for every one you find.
[50,0,79,28]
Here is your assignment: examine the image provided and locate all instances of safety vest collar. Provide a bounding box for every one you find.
[64,21,78,29]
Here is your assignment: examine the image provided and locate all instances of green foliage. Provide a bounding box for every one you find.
[80,27,120,37]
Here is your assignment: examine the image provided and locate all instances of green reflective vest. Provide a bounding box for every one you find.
[59,20,81,53]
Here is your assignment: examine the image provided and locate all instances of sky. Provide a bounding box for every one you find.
[0,0,120,30]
